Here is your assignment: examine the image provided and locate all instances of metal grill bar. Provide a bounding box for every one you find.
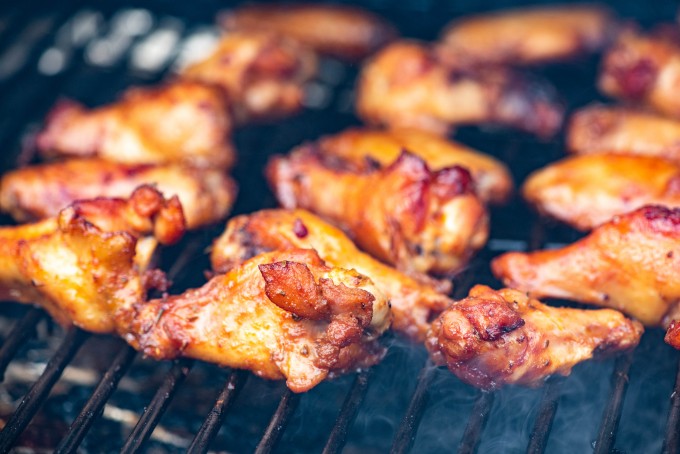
[323,370,371,454]
[120,359,194,453]
[0,307,43,381]
[54,344,137,454]
[662,354,680,454]
[0,328,88,451]
[458,391,494,454]
[390,361,435,454]
[526,379,562,454]
[593,352,634,454]
[187,369,248,454]
[254,389,301,454]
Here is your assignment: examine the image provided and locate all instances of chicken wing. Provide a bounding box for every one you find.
[439,5,616,66]
[523,153,680,230]
[129,248,391,393]
[311,127,513,204]
[181,31,316,123]
[599,28,680,118]
[0,185,185,333]
[36,81,235,169]
[267,146,489,277]
[210,209,453,341]
[426,285,642,389]
[492,206,680,328]
[356,41,563,137]
[566,104,680,163]
[219,3,397,61]
[0,158,237,230]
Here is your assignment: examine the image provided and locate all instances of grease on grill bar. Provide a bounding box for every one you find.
[1,1,680,453]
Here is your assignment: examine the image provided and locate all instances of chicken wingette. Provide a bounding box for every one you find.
[427,285,642,389]
[356,41,563,138]
[0,158,237,230]
[267,147,489,277]
[36,81,235,169]
[523,153,680,230]
[567,104,680,163]
[210,209,454,341]
[219,3,397,61]
[130,247,391,393]
[439,5,616,66]
[0,185,185,333]
[309,127,513,204]
[181,30,317,123]
[492,206,680,330]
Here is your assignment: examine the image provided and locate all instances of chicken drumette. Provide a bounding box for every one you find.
[522,153,680,230]
[267,146,489,277]
[427,285,642,389]
[0,158,237,230]
[210,209,453,341]
[356,41,563,138]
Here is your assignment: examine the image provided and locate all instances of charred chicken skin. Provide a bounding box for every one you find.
[599,28,680,118]
[0,185,185,333]
[427,285,642,389]
[218,3,397,61]
[0,158,237,230]
[210,209,454,341]
[267,146,489,277]
[567,104,680,163]
[311,127,513,204]
[523,153,680,230]
[36,81,235,169]
[356,41,564,138]
[440,5,616,66]
[129,248,391,393]
[492,206,680,329]
[181,30,317,123]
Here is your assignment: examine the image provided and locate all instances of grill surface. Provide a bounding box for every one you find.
[0,1,679,453]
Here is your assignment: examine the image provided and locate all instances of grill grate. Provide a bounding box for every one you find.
[1,1,680,453]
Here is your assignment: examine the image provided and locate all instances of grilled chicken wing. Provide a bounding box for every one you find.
[0,186,185,333]
[312,127,513,204]
[599,28,680,118]
[210,209,453,341]
[439,5,615,66]
[523,153,680,230]
[219,3,397,61]
[181,31,316,123]
[427,285,642,389]
[267,146,489,277]
[567,105,680,163]
[129,248,390,392]
[492,206,680,328]
[36,81,235,169]
[0,158,236,230]
[356,41,563,137]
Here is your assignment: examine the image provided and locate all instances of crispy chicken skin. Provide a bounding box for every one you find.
[219,3,397,61]
[0,158,237,230]
[492,206,680,328]
[0,186,185,333]
[210,209,454,341]
[181,31,317,123]
[267,146,489,277]
[599,28,680,118]
[440,5,616,66]
[36,81,235,169]
[312,127,513,204]
[567,105,680,162]
[129,248,391,393]
[427,285,642,389]
[356,41,563,138]
[523,153,680,230]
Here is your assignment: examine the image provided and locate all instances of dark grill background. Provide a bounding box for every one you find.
[0,1,679,453]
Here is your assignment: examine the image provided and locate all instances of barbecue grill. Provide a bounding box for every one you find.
[0,1,679,453]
